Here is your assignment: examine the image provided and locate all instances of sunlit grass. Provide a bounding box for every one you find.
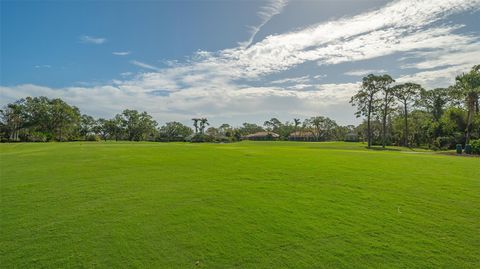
[1,141,479,268]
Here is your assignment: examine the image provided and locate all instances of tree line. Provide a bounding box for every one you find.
[1,65,479,151]
[350,65,479,150]
[0,96,353,143]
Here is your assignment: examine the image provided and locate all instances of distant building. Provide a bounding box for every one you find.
[288,131,317,141]
[243,131,280,141]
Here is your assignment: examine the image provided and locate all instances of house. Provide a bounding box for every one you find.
[288,131,317,141]
[243,131,280,141]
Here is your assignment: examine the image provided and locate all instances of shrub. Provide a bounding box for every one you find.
[455,144,462,154]
[20,132,48,142]
[190,133,210,143]
[86,134,100,141]
[471,139,480,155]
[216,136,231,143]
[464,144,472,155]
[434,136,456,150]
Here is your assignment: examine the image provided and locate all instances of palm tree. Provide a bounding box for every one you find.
[452,65,480,144]
[199,118,209,134]
[293,118,301,141]
[192,118,200,133]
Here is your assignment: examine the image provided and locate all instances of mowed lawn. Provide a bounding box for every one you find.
[1,142,479,268]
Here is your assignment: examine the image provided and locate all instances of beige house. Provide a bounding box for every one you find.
[243,131,280,141]
[288,131,317,141]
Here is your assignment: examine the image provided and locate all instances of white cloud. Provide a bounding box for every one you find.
[3,0,480,126]
[112,51,131,56]
[241,0,289,47]
[130,60,160,71]
[400,42,480,70]
[0,82,359,126]
[396,64,474,89]
[79,35,107,44]
[120,72,133,77]
[34,65,51,69]
[270,75,310,84]
[345,69,387,76]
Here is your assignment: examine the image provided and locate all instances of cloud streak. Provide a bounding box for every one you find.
[345,69,387,76]
[241,0,289,47]
[130,60,160,71]
[79,35,107,44]
[113,51,131,56]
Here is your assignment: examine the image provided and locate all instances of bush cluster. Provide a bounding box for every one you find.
[471,139,480,155]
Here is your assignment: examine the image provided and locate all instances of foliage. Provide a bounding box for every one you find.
[471,139,480,154]
[303,116,338,141]
[0,96,81,141]
[118,109,158,141]
[350,74,394,147]
[451,65,480,143]
[237,122,264,136]
[158,121,193,142]
[85,134,100,141]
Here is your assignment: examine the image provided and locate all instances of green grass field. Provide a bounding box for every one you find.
[1,141,479,268]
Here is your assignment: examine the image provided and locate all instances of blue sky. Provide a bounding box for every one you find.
[1,0,480,126]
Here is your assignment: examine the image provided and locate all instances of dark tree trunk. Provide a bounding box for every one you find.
[465,108,473,144]
[381,92,389,149]
[382,113,387,148]
[367,106,372,148]
[404,101,409,147]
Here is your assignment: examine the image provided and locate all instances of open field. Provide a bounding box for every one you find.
[1,141,479,268]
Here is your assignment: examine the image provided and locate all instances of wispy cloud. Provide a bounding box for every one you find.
[3,0,480,126]
[270,75,311,84]
[345,69,387,76]
[130,60,160,71]
[241,0,289,47]
[112,51,131,56]
[34,65,51,69]
[80,35,106,44]
[120,72,133,77]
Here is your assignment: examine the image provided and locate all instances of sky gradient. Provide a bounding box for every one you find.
[1,0,480,126]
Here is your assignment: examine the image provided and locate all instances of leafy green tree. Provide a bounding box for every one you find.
[206,127,219,137]
[218,123,231,135]
[451,65,480,143]
[392,82,422,147]
[377,75,395,148]
[238,123,264,136]
[119,109,158,141]
[0,102,24,141]
[103,116,124,141]
[158,121,193,141]
[350,74,392,148]
[263,118,282,131]
[95,118,110,141]
[417,88,450,122]
[79,114,96,139]
[304,116,337,141]
[48,98,81,141]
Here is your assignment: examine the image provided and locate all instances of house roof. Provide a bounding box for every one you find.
[288,131,316,137]
[244,131,280,138]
